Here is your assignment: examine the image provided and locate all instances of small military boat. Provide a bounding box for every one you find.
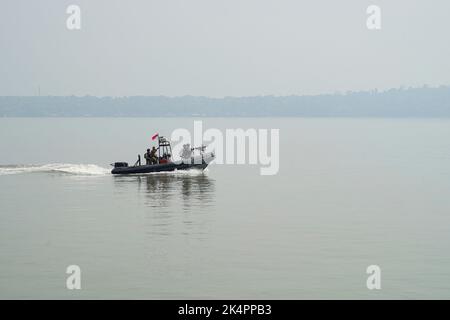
[111,135,214,175]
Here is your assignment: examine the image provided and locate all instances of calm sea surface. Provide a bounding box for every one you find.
[0,118,450,299]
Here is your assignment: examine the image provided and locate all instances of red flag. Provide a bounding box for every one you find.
[151,133,159,141]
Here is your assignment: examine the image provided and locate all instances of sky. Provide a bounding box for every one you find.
[0,0,449,97]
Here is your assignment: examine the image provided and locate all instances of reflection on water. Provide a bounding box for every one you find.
[113,171,215,239]
[140,173,215,210]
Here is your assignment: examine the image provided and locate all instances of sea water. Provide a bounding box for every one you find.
[0,118,450,299]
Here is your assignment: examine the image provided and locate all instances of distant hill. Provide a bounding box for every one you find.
[1,86,450,117]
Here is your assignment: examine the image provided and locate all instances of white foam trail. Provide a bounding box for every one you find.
[0,164,110,176]
[176,167,210,176]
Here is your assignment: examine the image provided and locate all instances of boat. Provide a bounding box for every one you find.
[111,135,214,175]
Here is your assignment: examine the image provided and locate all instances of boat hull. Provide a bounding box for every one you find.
[111,153,214,175]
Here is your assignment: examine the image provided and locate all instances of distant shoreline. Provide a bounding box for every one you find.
[1,86,450,118]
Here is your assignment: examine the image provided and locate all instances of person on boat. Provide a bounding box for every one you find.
[144,149,152,165]
[147,146,158,164]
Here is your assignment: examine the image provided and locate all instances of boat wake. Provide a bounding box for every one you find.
[0,164,110,176]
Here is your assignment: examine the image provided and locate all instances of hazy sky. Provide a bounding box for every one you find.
[1,0,449,97]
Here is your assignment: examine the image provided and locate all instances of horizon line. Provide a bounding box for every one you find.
[1,85,449,99]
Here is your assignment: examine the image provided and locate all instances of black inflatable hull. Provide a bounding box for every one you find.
[111,162,207,174]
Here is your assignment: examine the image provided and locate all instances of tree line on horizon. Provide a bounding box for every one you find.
[1,86,449,117]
